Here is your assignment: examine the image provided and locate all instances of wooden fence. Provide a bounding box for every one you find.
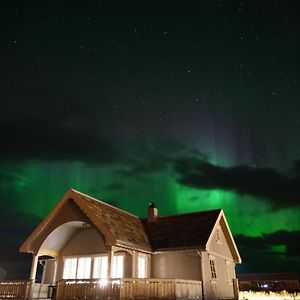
[57,278,202,300]
[0,280,31,300]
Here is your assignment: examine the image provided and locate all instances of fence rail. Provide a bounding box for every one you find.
[0,278,202,300]
[57,278,202,300]
[0,280,31,300]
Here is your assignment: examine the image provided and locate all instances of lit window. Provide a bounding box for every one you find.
[138,256,146,278]
[77,257,91,279]
[63,258,77,279]
[93,256,108,279]
[112,254,124,278]
[209,258,217,279]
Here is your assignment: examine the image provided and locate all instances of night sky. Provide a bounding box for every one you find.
[0,0,299,279]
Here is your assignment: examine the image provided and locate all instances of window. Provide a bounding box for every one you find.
[137,256,146,278]
[63,257,92,279]
[77,257,91,279]
[63,258,77,279]
[93,256,109,279]
[209,258,217,279]
[112,254,124,278]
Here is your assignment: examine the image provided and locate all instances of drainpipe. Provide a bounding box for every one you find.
[197,250,205,300]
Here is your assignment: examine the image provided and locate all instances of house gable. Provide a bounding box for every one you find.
[20,189,151,255]
[206,210,241,263]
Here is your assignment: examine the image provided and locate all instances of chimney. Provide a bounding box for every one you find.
[147,202,158,223]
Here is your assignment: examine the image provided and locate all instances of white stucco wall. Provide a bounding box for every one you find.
[152,251,201,280]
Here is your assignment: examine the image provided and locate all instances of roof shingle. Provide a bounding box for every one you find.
[143,209,221,250]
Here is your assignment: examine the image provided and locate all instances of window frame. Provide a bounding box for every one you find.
[62,254,109,280]
[137,254,147,278]
[62,257,78,279]
[93,255,109,279]
[76,256,92,279]
[112,253,125,279]
[209,256,217,281]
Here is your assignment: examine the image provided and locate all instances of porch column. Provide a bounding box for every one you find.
[30,255,38,281]
[131,250,136,277]
[52,259,58,285]
[108,246,114,278]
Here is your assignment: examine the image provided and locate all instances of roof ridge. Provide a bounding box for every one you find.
[143,208,222,221]
[70,188,141,219]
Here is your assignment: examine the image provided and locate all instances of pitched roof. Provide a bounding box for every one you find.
[20,189,151,253]
[71,190,151,251]
[21,189,240,262]
[143,209,221,250]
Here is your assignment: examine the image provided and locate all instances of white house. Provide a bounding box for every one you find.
[2,189,241,300]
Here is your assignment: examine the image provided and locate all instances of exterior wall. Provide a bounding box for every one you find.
[203,223,237,300]
[208,224,234,259]
[56,227,107,281]
[60,227,106,256]
[152,251,201,280]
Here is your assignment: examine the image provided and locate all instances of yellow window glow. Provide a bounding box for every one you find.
[93,256,108,279]
[77,257,91,279]
[63,258,77,279]
[138,256,146,278]
[112,255,124,278]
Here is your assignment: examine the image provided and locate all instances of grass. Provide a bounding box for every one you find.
[239,290,300,300]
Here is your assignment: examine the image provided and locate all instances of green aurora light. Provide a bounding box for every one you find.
[4,159,299,237]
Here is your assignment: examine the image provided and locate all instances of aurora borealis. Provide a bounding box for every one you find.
[0,0,299,279]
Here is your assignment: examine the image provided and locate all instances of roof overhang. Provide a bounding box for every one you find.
[20,189,116,255]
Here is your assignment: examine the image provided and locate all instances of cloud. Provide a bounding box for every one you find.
[115,139,187,179]
[175,157,300,210]
[235,230,300,274]
[0,112,120,162]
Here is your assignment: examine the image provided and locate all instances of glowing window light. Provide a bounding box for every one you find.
[97,279,108,286]
[93,256,108,279]
[112,255,124,278]
[63,258,77,279]
[137,256,146,278]
[76,257,91,279]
